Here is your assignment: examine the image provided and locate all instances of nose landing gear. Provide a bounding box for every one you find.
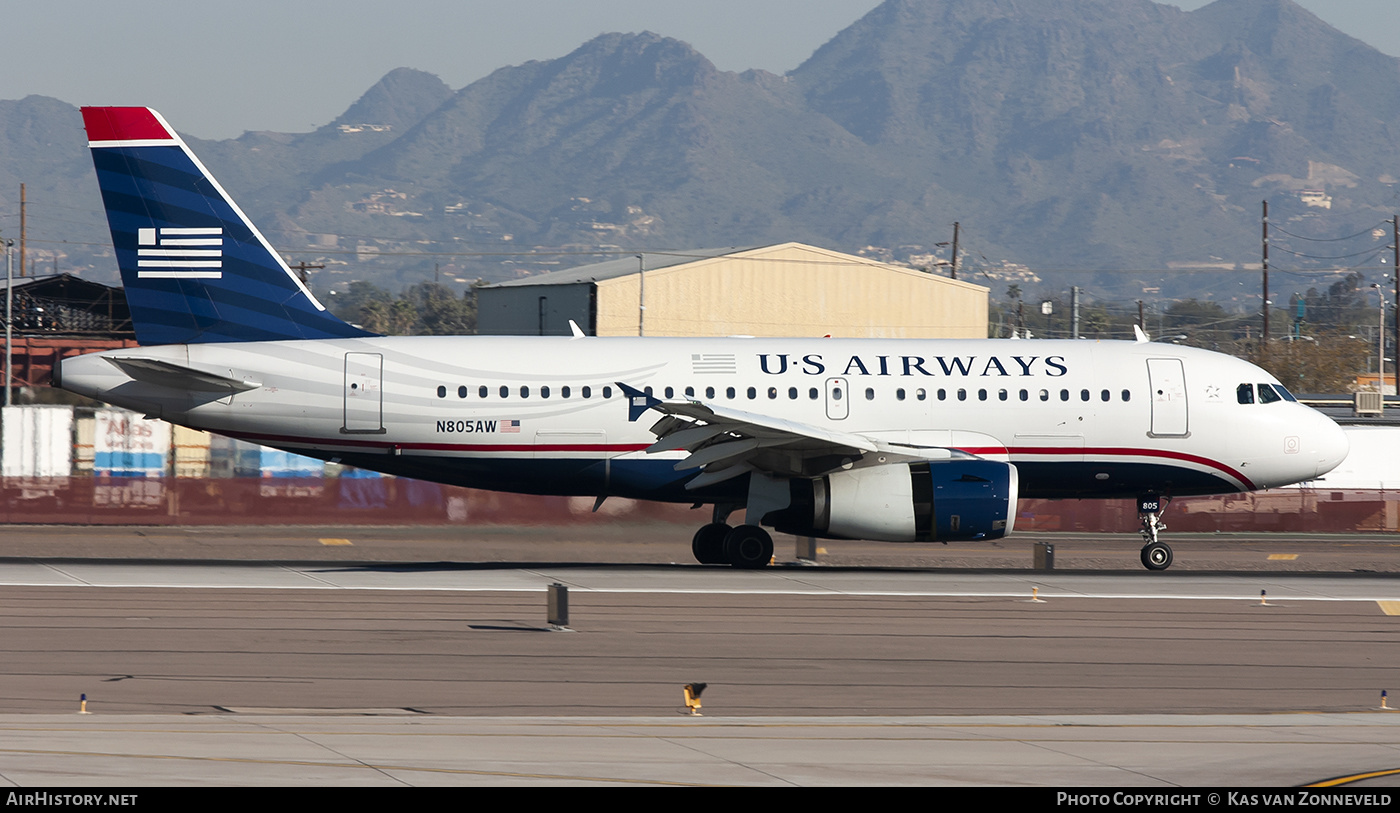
[1138,494,1173,571]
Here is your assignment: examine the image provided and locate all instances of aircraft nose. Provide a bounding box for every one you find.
[1312,414,1349,478]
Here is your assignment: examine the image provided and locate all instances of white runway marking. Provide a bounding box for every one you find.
[1,562,1397,603]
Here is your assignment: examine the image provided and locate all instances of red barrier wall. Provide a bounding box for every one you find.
[0,478,1394,532]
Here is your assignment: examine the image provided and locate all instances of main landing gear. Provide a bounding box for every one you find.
[691,506,774,569]
[1138,493,1173,571]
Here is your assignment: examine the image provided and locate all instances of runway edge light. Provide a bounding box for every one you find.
[79,693,90,715]
[683,683,706,716]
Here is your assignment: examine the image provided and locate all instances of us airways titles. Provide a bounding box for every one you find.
[756,353,1069,378]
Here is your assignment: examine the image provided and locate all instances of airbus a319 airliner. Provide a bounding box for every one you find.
[56,107,1349,570]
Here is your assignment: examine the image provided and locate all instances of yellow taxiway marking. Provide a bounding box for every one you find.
[1305,767,1400,787]
[1267,554,1298,560]
[1377,601,1400,616]
[319,538,353,546]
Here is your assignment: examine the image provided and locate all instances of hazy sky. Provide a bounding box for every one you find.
[2,0,1396,140]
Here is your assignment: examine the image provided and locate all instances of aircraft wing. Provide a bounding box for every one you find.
[618,383,971,489]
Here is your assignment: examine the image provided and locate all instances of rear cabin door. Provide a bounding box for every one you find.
[343,352,384,433]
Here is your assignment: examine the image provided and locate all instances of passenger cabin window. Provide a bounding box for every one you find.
[1237,383,1255,404]
[437,386,446,398]
[458,386,469,399]
[540,386,550,399]
[479,385,488,398]
[582,386,592,399]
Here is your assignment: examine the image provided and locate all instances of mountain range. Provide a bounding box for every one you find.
[2,0,1398,308]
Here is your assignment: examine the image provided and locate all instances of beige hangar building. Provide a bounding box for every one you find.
[476,242,988,338]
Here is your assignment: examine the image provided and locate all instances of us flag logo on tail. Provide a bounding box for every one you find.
[137,227,223,279]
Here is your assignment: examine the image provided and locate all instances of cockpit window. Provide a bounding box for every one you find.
[1257,383,1282,404]
[1237,383,1254,404]
[1274,384,1297,402]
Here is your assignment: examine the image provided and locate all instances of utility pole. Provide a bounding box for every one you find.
[637,254,645,337]
[18,184,25,279]
[5,237,13,407]
[1137,300,1145,334]
[1071,286,1081,340]
[1374,284,1387,392]
[1261,200,1270,345]
[1393,215,1398,395]
[950,222,959,280]
[288,261,323,285]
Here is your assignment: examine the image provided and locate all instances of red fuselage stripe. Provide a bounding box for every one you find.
[959,445,1254,489]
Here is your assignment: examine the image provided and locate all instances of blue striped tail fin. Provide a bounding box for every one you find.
[81,107,375,345]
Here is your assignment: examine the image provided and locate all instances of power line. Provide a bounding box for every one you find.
[1270,220,1389,243]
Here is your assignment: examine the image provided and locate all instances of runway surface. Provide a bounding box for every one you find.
[2,539,1400,785]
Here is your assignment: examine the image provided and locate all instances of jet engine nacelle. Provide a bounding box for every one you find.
[767,460,1019,542]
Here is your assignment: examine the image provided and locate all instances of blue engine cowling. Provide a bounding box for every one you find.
[765,460,1018,542]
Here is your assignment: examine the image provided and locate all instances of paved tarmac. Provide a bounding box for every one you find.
[0,523,1397,571]
[2,526,1399,786]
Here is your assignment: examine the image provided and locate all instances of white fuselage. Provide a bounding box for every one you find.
[57,335,1348,504]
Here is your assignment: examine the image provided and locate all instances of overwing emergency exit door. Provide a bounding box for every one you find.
[825,377,849,420]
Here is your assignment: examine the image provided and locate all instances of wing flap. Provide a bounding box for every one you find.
[616,382,982,486]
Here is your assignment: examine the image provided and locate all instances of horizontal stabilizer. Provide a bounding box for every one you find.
[106,357,261,393]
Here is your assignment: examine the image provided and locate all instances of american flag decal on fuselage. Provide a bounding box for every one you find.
[137,227,223,279]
